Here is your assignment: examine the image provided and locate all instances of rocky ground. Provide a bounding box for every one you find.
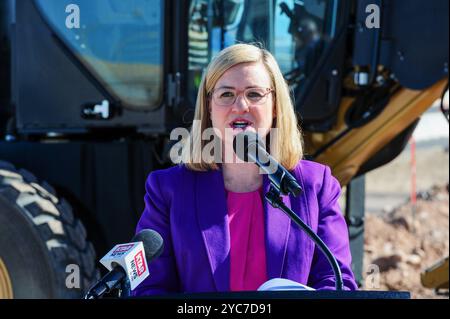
[362,184,449,299]
[356,126,449,298]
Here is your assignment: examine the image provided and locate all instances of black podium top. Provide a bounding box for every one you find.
[137,290,410,299]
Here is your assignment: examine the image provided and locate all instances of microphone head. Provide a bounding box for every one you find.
[132,229,164,264]
[232,131,261,162]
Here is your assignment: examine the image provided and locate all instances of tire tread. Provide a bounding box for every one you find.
[0,163,100,298]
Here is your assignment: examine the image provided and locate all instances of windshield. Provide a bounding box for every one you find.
[188,0,338,106]
[35,0,164,111]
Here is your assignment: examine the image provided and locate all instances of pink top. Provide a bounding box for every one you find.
[225,187,268,291]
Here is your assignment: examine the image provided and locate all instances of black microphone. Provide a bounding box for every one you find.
[233,131,344,290]
[84,229,164,299]
[232,131,302,196]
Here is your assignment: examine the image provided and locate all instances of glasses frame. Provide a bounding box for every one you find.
[208,87,274,107]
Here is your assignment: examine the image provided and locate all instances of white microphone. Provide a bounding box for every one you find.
[85,229,163,299]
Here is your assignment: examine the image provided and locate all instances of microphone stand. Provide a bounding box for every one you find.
[264,185,344,291]
[84,270,130,299]
[84,279,131,299]
[118,278,131,298]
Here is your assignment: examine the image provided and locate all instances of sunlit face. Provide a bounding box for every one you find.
[209,62,276,158]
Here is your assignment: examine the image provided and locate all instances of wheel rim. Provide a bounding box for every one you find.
[0,257,13,299]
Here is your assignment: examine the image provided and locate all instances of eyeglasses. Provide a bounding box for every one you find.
[209,87,274,107]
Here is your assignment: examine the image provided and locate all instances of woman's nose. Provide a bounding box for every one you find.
[231,94,249,113]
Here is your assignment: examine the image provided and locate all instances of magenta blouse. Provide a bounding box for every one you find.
[225,186,268,291]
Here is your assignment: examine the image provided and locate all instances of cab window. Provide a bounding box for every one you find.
[35,0,164,110]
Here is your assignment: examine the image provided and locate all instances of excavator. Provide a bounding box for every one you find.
[0,0,448,298]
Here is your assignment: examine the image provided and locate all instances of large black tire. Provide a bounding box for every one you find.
[0,160,100,298]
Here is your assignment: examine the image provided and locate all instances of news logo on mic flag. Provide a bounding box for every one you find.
[111,244,135,256]
[100,241,149,290]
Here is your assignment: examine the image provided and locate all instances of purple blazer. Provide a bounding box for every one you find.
[133,160,358,295]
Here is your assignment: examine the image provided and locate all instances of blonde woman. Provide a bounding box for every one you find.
[133,44,357,294]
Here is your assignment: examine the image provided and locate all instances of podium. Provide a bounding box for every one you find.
[140,290,410,299]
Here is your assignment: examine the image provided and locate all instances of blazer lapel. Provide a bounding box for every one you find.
[194,168,293,290]
[263,174,292,279]
[195,168,230,292]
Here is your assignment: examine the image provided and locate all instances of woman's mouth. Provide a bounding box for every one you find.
[229,119,253,130]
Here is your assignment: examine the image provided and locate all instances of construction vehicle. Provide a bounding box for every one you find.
[421,256,449,296]
[0,0,448,298]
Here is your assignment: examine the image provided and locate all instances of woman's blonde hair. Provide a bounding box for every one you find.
[179,43,303,171]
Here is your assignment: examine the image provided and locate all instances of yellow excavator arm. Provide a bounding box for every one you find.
[421,256,449,293]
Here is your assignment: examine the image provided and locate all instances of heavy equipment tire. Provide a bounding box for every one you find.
[0,160,99,298]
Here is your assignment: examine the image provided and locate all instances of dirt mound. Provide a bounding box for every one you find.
[362,184,449,298]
